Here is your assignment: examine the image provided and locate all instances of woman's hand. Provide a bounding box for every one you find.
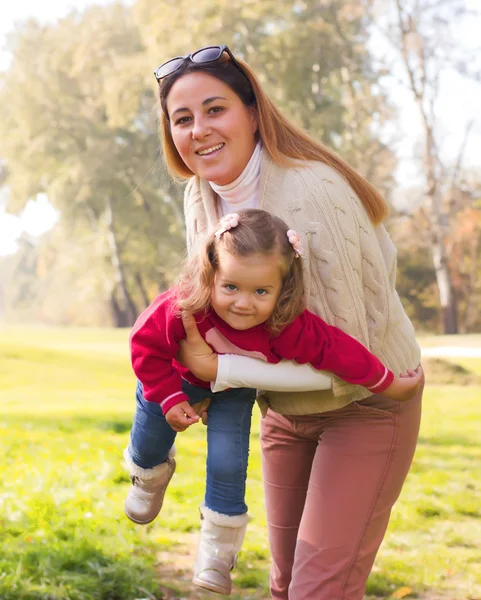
[192,397,211,425]
[176,312,219,382]
[383,366,424,402]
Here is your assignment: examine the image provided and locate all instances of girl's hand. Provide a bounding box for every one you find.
[383,366,424,402]
[165,401,200,432]
[176,312,219,382]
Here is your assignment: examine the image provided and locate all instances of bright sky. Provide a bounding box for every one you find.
[0,1,480,256]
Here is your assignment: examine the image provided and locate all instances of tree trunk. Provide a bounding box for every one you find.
[423,123,458,334]
[110,290,128,328]
[394,0,459,334]
[134,271,151,309]
[105,196,138,327]
[431,236,458,333]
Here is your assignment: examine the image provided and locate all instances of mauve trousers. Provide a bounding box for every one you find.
[260,386,423,599]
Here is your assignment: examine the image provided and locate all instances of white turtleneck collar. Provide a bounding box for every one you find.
[209,141,262,216]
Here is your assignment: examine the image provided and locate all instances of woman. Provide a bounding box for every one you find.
[155,45,423,599]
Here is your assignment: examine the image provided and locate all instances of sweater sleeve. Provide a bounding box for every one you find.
[271,311,394,393]
[299,164,397,397]
[211,354,332,393]
[129,292,189,415]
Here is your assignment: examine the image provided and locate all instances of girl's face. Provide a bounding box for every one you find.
[211,248,283,330]
[166,72,258,185]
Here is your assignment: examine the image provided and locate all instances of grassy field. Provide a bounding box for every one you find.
[1,326,480,600]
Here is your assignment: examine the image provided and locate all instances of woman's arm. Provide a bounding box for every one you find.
[213,354,332,393]
[177,312,332,392]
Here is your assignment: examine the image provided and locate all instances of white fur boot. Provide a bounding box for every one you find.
[123,447,176,525]
[192,505,248,595]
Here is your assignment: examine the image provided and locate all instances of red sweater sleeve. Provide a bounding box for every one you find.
[271,310,394,393]
[129,291,189,415]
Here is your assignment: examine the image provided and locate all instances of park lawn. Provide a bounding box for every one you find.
[0,326,480,600]
[417,333,481,348]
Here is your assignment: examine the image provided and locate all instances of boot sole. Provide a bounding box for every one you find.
[192,575,230,595]
[124,509,159,525]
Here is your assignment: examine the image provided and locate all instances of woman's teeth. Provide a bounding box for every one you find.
[197,143,224,156]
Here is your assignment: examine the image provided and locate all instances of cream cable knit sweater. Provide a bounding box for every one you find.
[183,149,421,415]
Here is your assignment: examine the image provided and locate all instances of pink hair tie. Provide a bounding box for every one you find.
[215,213,240,238]
[287,229,302,257]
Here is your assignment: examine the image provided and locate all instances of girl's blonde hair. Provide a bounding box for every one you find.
[177,209,305,334]
[158,53,388,224]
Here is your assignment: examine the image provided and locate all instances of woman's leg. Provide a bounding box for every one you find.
[261,387,423,600]
[260,411,318,599]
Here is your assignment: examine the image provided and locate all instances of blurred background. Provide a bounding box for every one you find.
[0,0,480,334]
[1,1,481,600]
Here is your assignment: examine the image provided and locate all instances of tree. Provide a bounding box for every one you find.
[373,0,480,333]
[0,3,185,326]
[389,210,440,332]
[1,0,399,326]
[134,0,397,194]
[447,196,481,333]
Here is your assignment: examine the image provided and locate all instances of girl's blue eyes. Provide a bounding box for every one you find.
[224,285,268,296]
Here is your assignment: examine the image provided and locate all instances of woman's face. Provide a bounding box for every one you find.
[166,72,258,185]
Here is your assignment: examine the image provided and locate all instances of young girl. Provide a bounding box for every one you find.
[125,209,422,595]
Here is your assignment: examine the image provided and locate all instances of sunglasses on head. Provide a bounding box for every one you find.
[154,44,247,81]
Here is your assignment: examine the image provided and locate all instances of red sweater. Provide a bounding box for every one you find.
[130,288,394,415]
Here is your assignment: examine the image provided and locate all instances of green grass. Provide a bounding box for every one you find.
[1,326,480,599]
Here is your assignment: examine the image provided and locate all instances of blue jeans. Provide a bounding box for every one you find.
[128,380,256,516]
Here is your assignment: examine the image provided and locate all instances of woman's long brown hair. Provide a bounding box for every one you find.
[158,53,388,224]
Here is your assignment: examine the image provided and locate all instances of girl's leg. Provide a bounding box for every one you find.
[261,387,423,600]
[193,387,255,595]
[128,381,176,468]
[205,387,256,515]
[127,380,255,510]
[125,380,207,524]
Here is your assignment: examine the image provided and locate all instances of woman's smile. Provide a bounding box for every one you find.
[196,142,225,157]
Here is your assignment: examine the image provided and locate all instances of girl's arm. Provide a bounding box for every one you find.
[272,310,423,401]
[130,292,192,415]
[272,310,394,393]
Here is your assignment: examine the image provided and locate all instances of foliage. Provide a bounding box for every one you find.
[134,0,397,192]
[373,0,481,333]
[448,202,481,333]
[1,326,481,598]
[388,188,481,334]
[0,3,185,326]
[388,213,440,332]
[0,0,397,327]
